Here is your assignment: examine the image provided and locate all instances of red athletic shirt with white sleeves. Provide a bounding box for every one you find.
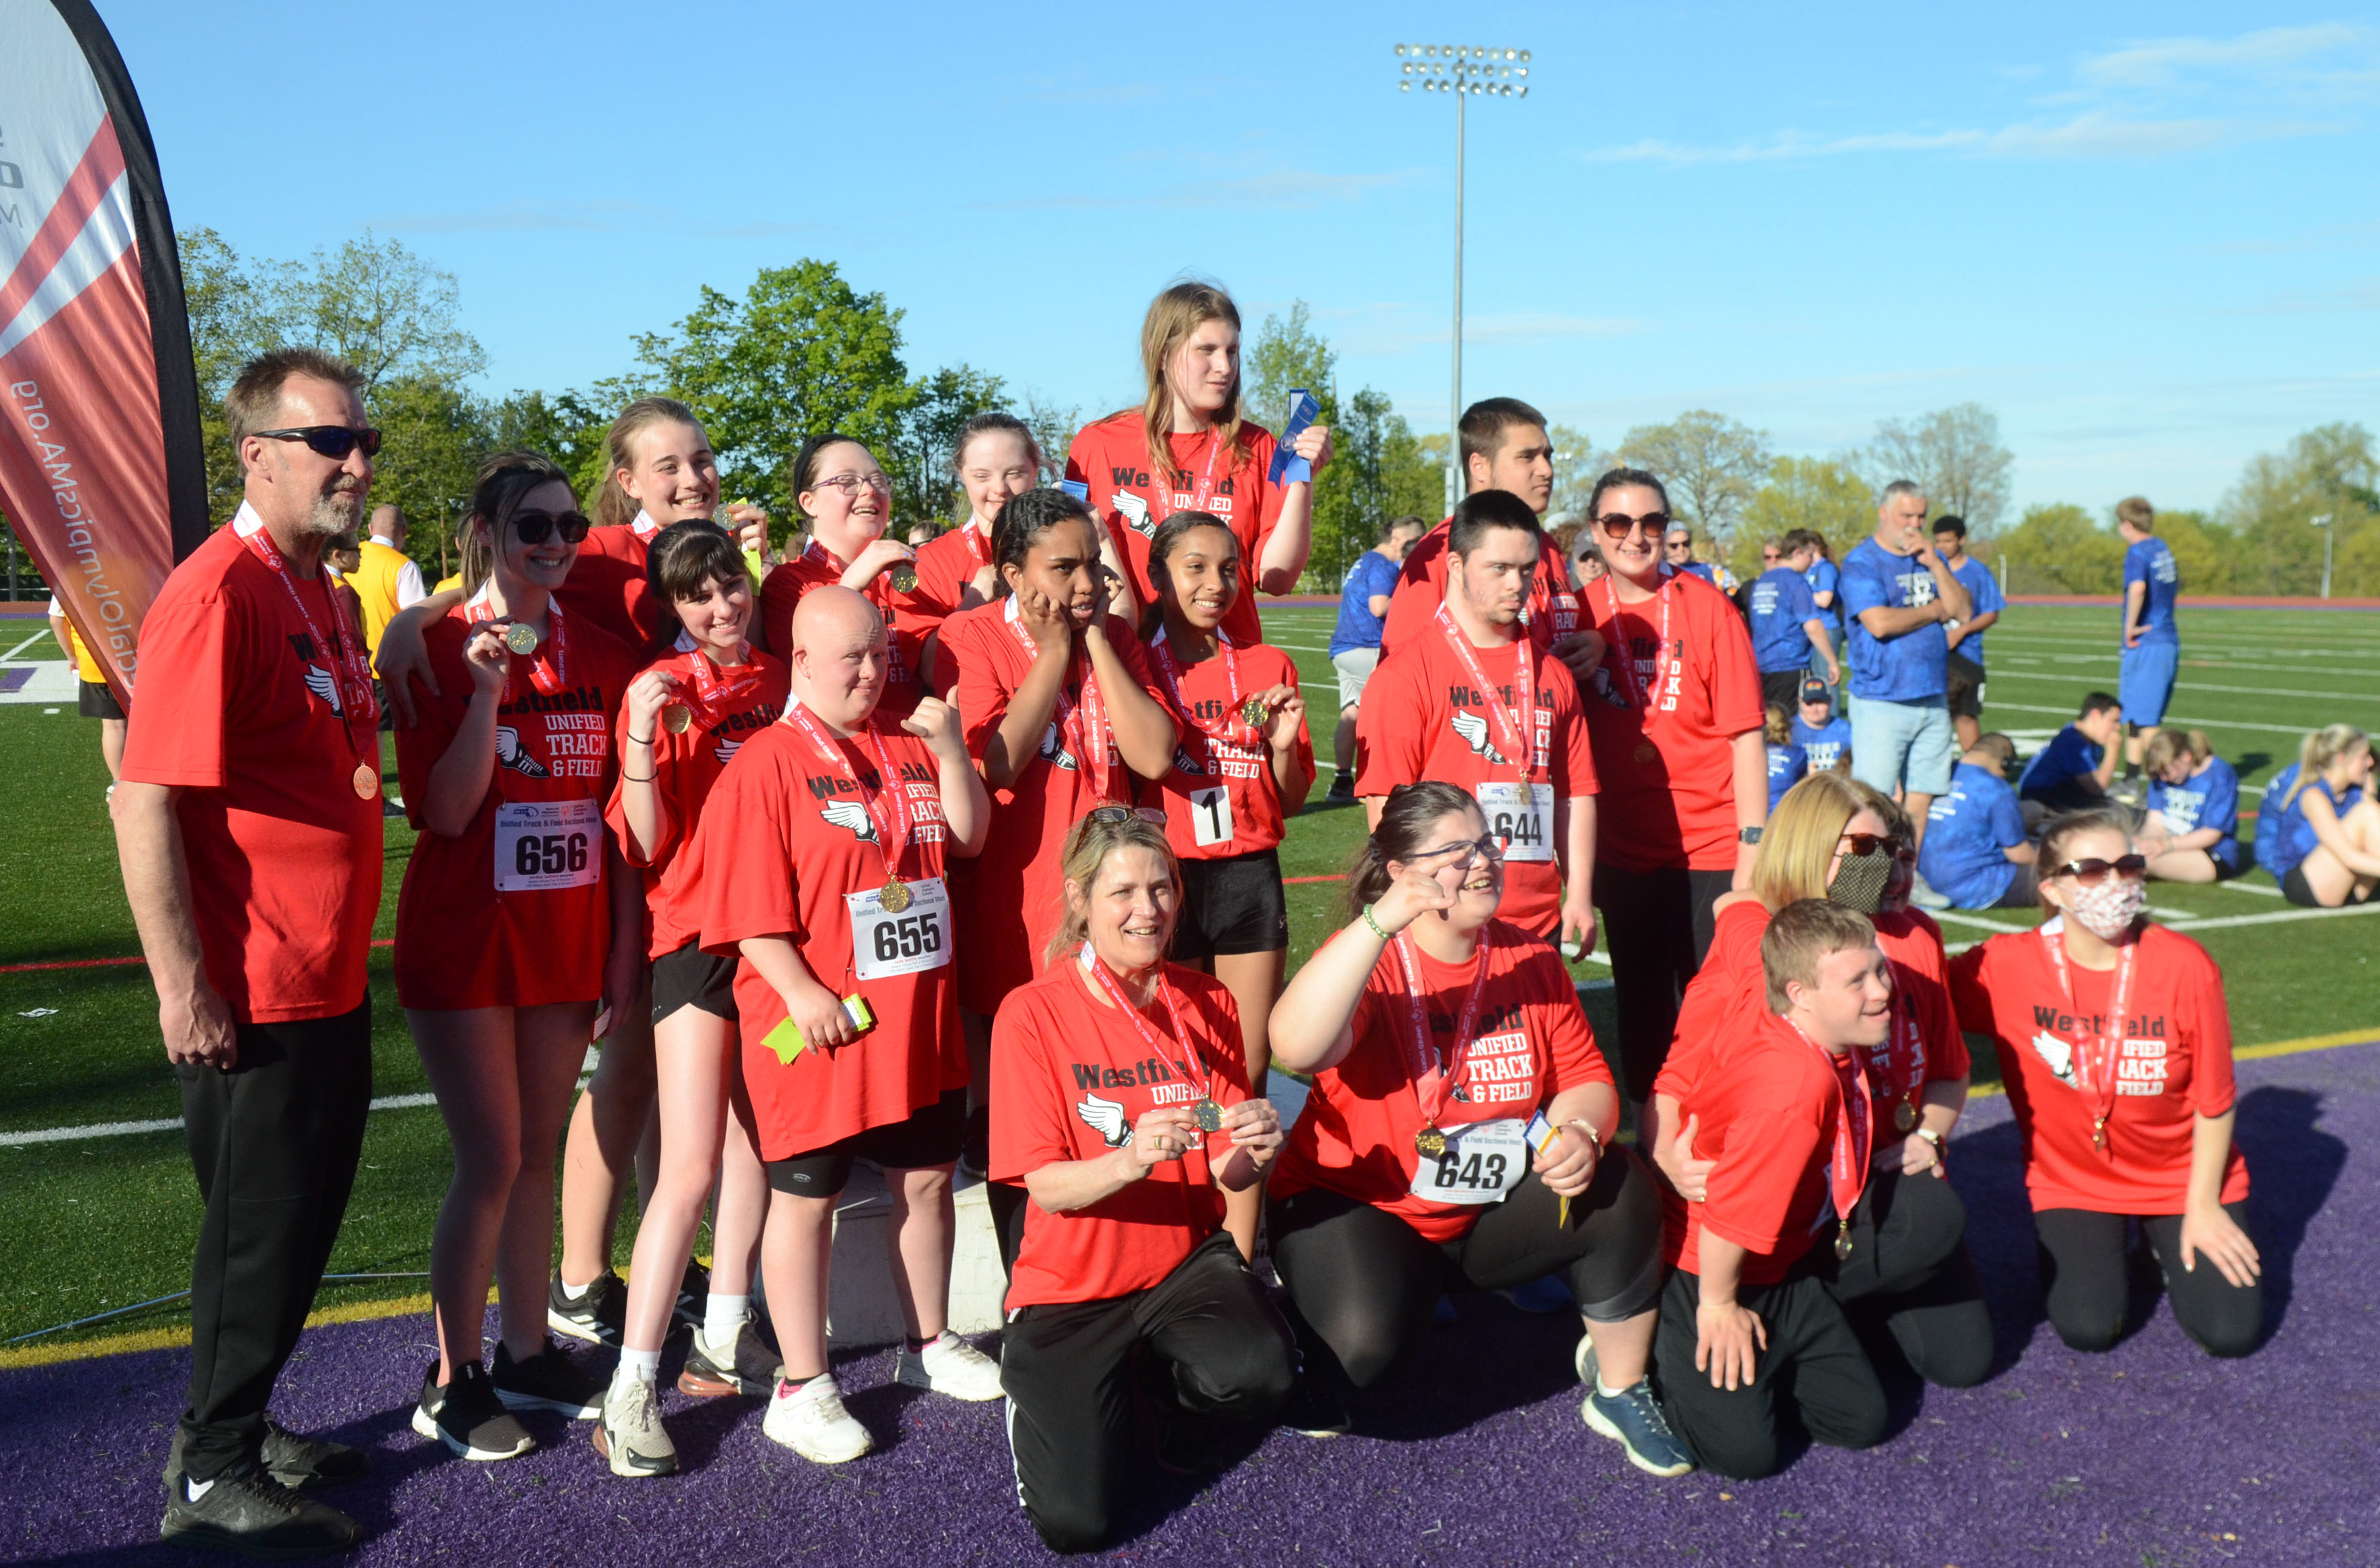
[394,603,639,1010]
[1065,413,1287,649]
[1353,626,1598,940]
[693,713,965,1161]
[554,515,661,652]
[758,545,923,714]
[1147,633,1313,862]
[939,600,1171,1015]
[1379,524,1581,658]
[1948,923,2248,1216]
[902,521,996,647]
[1573,568,1764,874]
[993,957,1254,1308]
[118,519,383,1024]
[1270,921,1612,1244]
[602,641,789,959]
[1673,1010,1846,1284]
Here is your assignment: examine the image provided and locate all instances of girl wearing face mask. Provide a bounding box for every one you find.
[757,435,925,713]
[1949,809,2261,1359]
[394,452,644,1461]
[910,413,1043,687]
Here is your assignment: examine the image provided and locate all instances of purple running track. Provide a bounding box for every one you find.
[5,1044,2378,1566]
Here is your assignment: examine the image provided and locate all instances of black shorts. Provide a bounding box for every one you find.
[78,679,124,720]
[1759,670,1805,715]
[1944,654,1986,720]
[767,1085,968,1197]
[651,940,737,1024]
[2280,864,2370,908]
[1172,848,1288,961]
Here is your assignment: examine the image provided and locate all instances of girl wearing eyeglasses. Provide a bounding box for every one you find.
[1948,808,2261,1358]
[756,434,927,709]
[394,451,644,1461]
[1264,782,1686,1472]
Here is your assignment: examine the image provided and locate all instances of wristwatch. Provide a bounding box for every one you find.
[1738,826,1763,845]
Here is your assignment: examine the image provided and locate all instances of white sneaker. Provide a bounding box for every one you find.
[763,1373,873,1463]
[893,1333,1004,1402]
[593,1374,678,1478]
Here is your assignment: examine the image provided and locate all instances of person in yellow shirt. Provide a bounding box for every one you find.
[349,504,427,666]
[48,594,124,784]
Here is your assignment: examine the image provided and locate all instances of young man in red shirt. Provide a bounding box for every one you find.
[1653,900,1895,1480]
[114,348,385,1556]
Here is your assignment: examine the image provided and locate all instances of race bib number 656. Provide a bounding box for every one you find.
[494,798,601,893]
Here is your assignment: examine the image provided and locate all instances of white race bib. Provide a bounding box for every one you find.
[494,798,601,893]
[1475,781,1554,863]
[1189,785,1235,848]
[846,876,953,983]
[1408,1118,1530,1206]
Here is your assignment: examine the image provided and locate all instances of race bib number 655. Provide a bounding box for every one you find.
[847,876,954,983]
[494,798,601,893]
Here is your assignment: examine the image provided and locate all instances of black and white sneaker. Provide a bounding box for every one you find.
[160,1463,362,1559]
[491,1337,604,1418]
[670,1259,710,1338]
[412,1361,532,1462]
[260,1419,367,1490]
[678,1316,780,1397]
[547,1269,626,1346]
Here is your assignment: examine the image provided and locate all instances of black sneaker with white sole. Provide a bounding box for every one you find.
[160,1463,362,1560]
[260,1418,367,1490]
[678,1316,780,1397]
[412,1360,532,1461]
[491,1337,604,1418]
[547,1269,626,1346]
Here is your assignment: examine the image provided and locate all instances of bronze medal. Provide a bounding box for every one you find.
[1633,740,1659,765]
[1414,1125,1448,1159]
[1192,1099,1224,1133]
[879,875,912,914]
[1241,696,1271,731]
[352,762,379,800]
[503,621,540,655]
[889,564,919,594]
[1833,1223,1854,1261]
[661,702,693,736]
[1894,1100,1917,1132]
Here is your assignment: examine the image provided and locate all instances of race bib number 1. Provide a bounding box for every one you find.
[847,876,954,983]
[494,798,601,893]
[1189,785,1235,848]
[1475,782,1554,863]
[1409,1118,1530,1206]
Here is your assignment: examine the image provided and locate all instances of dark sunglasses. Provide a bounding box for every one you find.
[253,426,382,460]
[508,509,592,545]
[1593,510,1672,541]
[1838,832,1908,858]
[2049,854,2148,886]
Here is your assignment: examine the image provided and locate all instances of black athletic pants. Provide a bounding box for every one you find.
[1814,1166,1994,1389]
[1001,1231,1294,1554]
[175,999,373,1481]
[1269,1148,1665,1391]
[1655,1265,1888,1481]
[1594,863,1735,1102]
[2035,1204,2262,1359]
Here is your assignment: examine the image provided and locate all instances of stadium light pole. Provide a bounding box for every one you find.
[2311,512,2334,600]
[1396,42,1532,512]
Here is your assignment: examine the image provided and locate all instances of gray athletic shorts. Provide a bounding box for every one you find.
[1332,647,1379,712]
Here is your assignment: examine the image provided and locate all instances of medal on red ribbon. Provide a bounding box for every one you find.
[1432,603,1536,782]
[784,701,917,910]
[1600,573,1675,767]
[1390,929,1498,1160]
[1150,627,1264,758]
[1003,596,1114,799]
[1081,950,1225,1136]
[467,585,572,696]
[666,628,765,736]
[232,504,379,798]
[2040,923,2139,1157]
[1787,1017,1874,1260]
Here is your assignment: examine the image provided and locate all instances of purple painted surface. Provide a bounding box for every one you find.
[0,669,32,695]
[4,1046,2374,1566]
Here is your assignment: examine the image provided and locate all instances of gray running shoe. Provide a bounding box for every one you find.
[594,1375,680,1478]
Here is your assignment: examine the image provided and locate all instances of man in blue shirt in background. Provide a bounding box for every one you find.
[1789,528,1844,706]
[1842,479,1971,847]
[2116,494,2180,779]
[1920,733,2037,908]
[1749,536,1843,713]
[1792,675,1852,774]
[1931,516,2003,753]
[2016,691,2125,821]
[1326,513,1427,801]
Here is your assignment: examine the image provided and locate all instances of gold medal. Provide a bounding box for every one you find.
[1894,1100,1917,1132]
[880,875,912,913]
[1241,696,1271,730]
[352,762,379,800]
[503,621,539,655]
[889,564,919,594]
[1192,1099,1224,1133]
[661,702,693,736]
[1414,1125,1448,1159]
[1633,740,1659,765]
[1833,1222,1854,1261]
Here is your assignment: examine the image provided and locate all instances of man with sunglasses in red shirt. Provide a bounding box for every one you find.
[116,349,386,1557]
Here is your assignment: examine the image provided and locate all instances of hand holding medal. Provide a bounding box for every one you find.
[1126,1104,1203,1168]
[460,619,515,698]
[623,668,683,746]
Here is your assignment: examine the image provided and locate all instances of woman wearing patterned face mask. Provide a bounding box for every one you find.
[1949,809,2260,1359]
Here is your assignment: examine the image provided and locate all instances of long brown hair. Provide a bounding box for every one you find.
[1136,281,1247,497]
[593,396,706,529]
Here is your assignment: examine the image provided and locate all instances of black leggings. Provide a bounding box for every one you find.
[1000,1231,1294,1554]
[2034,1205,2262,1359]
[1814,1166,1993,1389]
[1269,1148,1665,1391]
[1655,1266,1888,1482]
[1593,863,1734,1102]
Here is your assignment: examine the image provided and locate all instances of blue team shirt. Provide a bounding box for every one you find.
[1748,567,1822,673]
[1680,561,1721,587]
[1793,713,1852,772]
[1765,741,1810,810]
[1841,539,1949,703]
[1919,761,2027,908]
[1804,558,1840,624]
[2124,537,2180,643]
[2148,755,2242,873]
[1946,555,2003,666]
[2261,763,2356,881]
[2016,723,2102,800]
[1329,551,1402,657]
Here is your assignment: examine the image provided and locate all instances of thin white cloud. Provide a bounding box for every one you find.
[1579,112,2329,165]
[2079,22,2374,89]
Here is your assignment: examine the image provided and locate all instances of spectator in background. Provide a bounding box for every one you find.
[350,505,427,684]
[323,533,366,638]
[1749,539,1842,713]
[47,594,126,786]
[1571,532,1608,586]
[1787,528,1843,705]
[1326,513,1427,803]
[1763,706,1808,811]
[2263,724,2379,908]
[2116,496,2180,777]
[1793,675,1852,774]
[907,519,942,549]
[2138,730,2243,883]
[1918,734,2037,909]
[2017,692,2124,820]
[1663,521,1734,592]
[1931,517,2003,753]
[1759,539,1782,573]
[1842,481,1970,846]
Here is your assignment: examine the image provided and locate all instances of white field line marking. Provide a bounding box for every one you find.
[1,1076,589,1148]
[1926,910,2030,933]
[1982,668,2369,705]
[1,633,49,661]
[2213,879,2284,897]
[1982,700,2323,738]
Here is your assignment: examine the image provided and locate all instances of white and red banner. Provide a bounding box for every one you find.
[0,0,207,701]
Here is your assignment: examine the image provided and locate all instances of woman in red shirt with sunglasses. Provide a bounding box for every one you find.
[1948,808,2260,1359]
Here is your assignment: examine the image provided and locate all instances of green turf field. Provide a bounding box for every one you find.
[3,600,2376,1349]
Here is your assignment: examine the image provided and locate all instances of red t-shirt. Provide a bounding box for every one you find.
[903,521,996,649]
[758,544,924,714]
[393,604,640,1010]
[993,957,1254,1308]
[1270,922,1612,1244]
[1379,524,1581,658]
[694,713,966,1161]
[1065,412,1288,649]
[118,521,383,1024]
[1145,634,1313,862]
[1574,570,1764,874]
[1353,622,1598,939]
[1673,1010,1847,1284]
[554,517,661,653]
[602,643,790,958]
[939,600,1171,1014]
[1948,924,2249,1216]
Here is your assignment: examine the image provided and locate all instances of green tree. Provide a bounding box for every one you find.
[1740,454,1873,573]
[881,364,1007,526]
[1619,411,1771,551]
[1242,303,1352,585]
[1546,424,1607,526]
[1997,502,2125,594]
[1324,388,1443,585]
[1862,403,2012,533]
[1023,392,1084,483]
[366,376,491,575]
[260,232,486,393]
[2218,423,2379,596]
[2145,507,2240,597]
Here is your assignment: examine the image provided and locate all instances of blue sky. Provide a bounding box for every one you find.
[100,1,2379,519]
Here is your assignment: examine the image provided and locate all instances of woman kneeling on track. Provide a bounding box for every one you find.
[594,522,788,1476]
[1264,781,1689,1476]
[396,452,644,1460]
[1950,808,2263,1359]
[993,808,1294,1554]
[694,585,1001,1465]
[2263,723,2380,908]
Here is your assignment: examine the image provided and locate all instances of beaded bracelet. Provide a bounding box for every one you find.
[1360,903,1390,940]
